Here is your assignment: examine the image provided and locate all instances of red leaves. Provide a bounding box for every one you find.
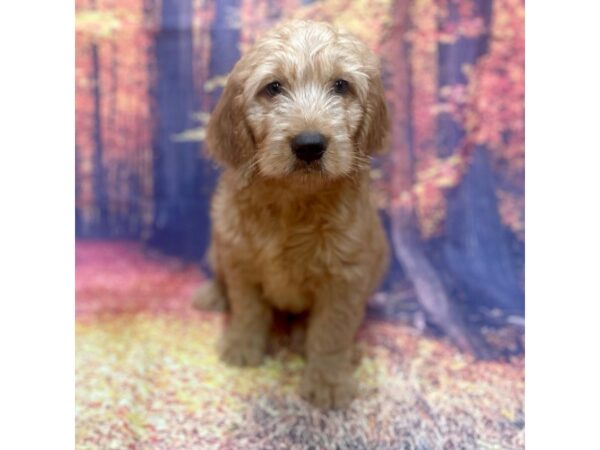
[392,0,524,238]
[76,241,205,317]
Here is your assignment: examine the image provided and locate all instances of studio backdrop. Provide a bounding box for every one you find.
[76,0,524,448]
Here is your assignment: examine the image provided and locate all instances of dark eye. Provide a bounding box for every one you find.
[334,79,349,95]
[265,81,282,97]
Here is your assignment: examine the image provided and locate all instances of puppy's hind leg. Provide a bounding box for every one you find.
[192,279,228,312]
[193,242,228,312]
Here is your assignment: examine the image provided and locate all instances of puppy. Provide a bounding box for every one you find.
[196,20,390,409]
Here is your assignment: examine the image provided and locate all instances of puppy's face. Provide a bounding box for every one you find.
[207,21,389,182]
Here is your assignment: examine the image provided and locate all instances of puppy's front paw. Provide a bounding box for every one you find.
[219,331,266,367]
[299,374,358,410]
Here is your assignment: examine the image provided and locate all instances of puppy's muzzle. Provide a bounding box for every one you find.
[291,132,327,163]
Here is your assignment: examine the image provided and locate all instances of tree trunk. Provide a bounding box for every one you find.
[108,40,121,236]
[386,0,499,357]
[390,209,491,356]
[90,41,108,236]
[436,0,524,315]
[75,143,82,236]
[442,147,524,314]
[208,0,241,106]
[149,0,210,260]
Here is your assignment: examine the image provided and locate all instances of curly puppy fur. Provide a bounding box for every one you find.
[196,20,390,409]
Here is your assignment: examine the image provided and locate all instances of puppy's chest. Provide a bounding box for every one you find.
[250,209,356,311]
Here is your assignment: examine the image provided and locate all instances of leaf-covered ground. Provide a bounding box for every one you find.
[76,241,524,450]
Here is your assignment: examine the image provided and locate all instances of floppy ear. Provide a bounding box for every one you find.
[205,70,255,168]
[356,74,390,155]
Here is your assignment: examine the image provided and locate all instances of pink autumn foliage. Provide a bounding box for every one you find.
[76,241,205,317]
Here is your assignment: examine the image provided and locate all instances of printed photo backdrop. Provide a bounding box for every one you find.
[76,1,524,448]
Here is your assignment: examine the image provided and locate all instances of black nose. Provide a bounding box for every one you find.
[291,132,327,162]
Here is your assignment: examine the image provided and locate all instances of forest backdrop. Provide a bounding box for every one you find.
[76,0,525,356]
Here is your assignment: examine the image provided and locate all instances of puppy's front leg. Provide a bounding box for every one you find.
[220,278,272,367]
[300,291,365,409]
